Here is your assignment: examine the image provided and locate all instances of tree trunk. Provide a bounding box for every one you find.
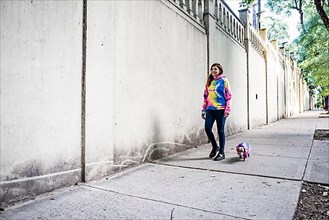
[314,0,329,33]
[324,96,329,113]
[293,0,306,33]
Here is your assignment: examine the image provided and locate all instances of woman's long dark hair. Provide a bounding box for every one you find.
[206,63,223,86]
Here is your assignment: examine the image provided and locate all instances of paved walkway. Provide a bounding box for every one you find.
[1,110,328,219]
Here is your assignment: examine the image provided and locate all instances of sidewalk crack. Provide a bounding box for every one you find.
[152,161,302,182]
[81,183,251,220]
[301,124,317,181]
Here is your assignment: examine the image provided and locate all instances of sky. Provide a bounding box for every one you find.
[225,0,300,43]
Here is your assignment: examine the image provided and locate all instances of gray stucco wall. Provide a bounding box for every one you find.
[0,0,310,205]
[1,0,83,204]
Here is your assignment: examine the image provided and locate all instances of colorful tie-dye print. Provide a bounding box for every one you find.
[202,75,232,113]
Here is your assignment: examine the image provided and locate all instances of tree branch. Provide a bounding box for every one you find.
[314,0,329,33]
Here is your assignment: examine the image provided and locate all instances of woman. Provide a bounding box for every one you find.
[202,63,232,161]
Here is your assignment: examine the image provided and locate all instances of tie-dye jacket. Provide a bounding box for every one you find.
[202,75,232,114]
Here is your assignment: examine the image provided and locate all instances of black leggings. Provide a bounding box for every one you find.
[204,110,226,154]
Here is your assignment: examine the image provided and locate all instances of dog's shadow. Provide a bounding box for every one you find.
[222,157,244,164]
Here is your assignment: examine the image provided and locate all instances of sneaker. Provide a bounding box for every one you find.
[214,153,225,161]
[209,147,219,158]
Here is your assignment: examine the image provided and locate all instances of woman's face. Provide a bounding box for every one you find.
[211,66,221,78]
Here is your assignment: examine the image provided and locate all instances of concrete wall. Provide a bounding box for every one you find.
[266,42,279,123]
[286,57,295,117]
[89,0,207,171]
[0,0,83,204]
[0,0,310,205]
[302,82,310,111]
[211,27,248,135]
[207,0,248,134]
[276,51,287,120]
[248,43,267,128]
[85,1,115,181]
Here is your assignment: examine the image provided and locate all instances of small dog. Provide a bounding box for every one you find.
[236,143,251,161]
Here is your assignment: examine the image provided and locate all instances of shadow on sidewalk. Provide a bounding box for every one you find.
[161,157,209,162]
[221,157,243,164]
[161,155,244,164]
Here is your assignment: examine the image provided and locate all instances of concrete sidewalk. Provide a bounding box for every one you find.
[1,111,328,219]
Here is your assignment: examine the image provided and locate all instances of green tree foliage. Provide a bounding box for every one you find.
[314,0,329,32]
[246,0,329,33]
[265,0,307,32]
[266,0,303,15]
[262,16,290,43]
[293,4,329,97]
[243,0,329,102]
[244,0,256,5]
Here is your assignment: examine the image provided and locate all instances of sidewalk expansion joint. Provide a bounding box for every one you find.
[151,161,302,183]
[229,153,308,160]
[301,129,316,181]
[81,183,251,220]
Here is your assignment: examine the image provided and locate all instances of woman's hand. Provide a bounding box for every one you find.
[224,111,230,117]
[201,110,206,119]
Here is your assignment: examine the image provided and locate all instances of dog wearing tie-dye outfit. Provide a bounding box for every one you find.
[236,143,251,161]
